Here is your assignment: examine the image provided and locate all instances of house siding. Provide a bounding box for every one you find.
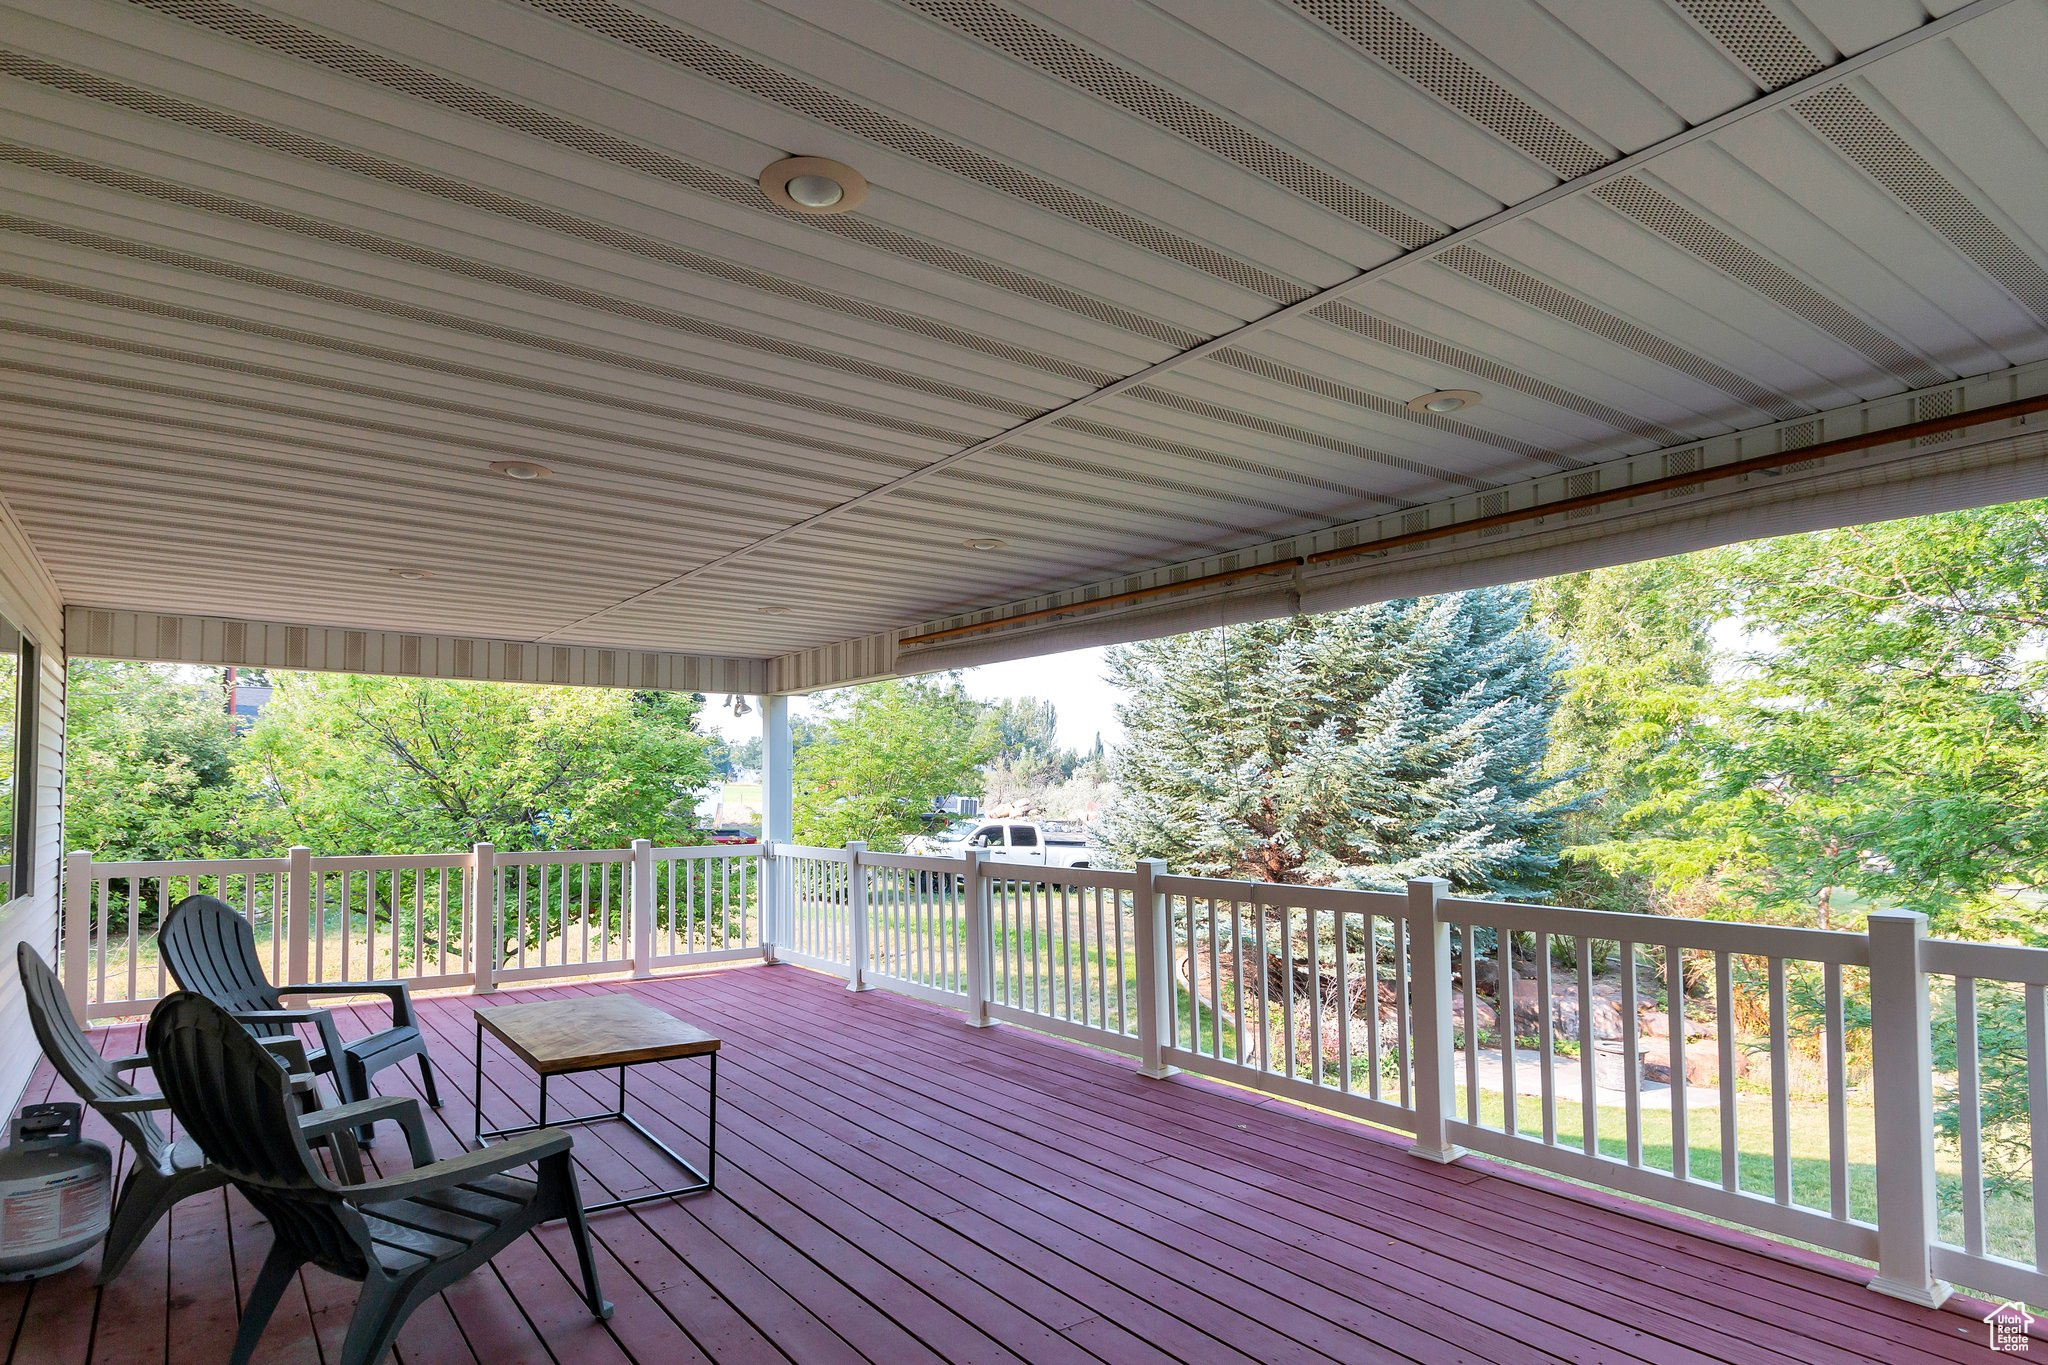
[0,495,62,1113]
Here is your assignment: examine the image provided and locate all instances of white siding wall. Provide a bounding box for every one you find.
[0,499,62,1113]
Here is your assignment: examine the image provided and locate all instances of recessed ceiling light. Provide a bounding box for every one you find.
[489,459,553,481]
[1408,389,1482,416]
[390,568,432,581]
[758,605,792,615]
[962,537,1006,551]
[759,156,868,215]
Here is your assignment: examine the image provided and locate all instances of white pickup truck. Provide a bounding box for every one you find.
[905,818,1095,869]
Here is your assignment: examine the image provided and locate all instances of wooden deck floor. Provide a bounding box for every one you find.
[4,962,2005,1363]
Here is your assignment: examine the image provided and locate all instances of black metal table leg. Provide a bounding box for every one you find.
[472,1028,718,1210]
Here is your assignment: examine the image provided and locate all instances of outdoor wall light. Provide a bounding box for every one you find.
[759,156,868,215]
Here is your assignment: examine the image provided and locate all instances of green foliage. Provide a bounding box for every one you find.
[704,730,762,780]
[1101,588,1572,891]
[793,677,997,850]
[1932,983,2032,1191]
[1527,559,1723,916]
[1585,502,2048,937]
[230,676,714,854]
[65,662,237,860]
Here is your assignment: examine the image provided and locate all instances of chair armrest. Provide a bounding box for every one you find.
[345,1129,571,1204]
[287,980,408,998]
[259,1036,312,1073]
[284,979,413,1027]
[233,1008,332,1026]
[298,1095,437,1168]
[107,1052,151,1073]
[98,1092,170,1115]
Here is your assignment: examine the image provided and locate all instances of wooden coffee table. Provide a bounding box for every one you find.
[472,994,719,1209]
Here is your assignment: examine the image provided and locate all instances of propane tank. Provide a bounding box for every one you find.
[0,1103,112,1280]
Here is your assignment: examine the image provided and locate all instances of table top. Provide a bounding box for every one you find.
[474,995,720,1075]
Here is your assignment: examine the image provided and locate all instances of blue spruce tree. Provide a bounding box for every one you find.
[1103,586,1572,893]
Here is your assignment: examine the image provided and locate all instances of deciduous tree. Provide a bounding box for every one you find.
[793,678,996,849]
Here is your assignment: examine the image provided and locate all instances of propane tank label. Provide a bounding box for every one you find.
[1,1171,106,1249]
[59,1177,102,1232]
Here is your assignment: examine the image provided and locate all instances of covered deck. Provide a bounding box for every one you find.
[6,963,1992,1364]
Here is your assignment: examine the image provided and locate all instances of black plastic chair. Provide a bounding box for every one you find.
[158,894,442,1131]
[15,944,432,1281]
[146,990,609,1365]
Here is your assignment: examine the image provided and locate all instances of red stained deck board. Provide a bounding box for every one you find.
[662,973,1882,1365]
[11,963,2008,1364]
[671,969,1989,1365]
[651,981,1524,1365]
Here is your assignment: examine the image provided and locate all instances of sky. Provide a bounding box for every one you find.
[694,612,1789,749]
[697,644,1125,752]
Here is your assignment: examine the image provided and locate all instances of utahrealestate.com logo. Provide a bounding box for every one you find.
[1987,1301,2036,1353]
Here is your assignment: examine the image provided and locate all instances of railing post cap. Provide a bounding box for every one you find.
[632,836,652,849]
[1867,908,1928,935]
[1408,876,1451,889]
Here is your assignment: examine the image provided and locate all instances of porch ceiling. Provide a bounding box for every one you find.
[4,0,2048,682]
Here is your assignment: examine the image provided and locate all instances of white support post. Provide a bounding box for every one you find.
[62,850,90,1025]
[1867,910,1950,1307]
[285,846,312,992]
[760,694,793,962]
[1133,857,1174,1078]
[844,842,871,991]
[471,842,496,994]
[631,837,655,979]
[1407,877,1464,1164]
[963,848,992,1027]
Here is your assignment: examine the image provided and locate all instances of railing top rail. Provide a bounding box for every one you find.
[1441,894,1870,965]
[651,844,765,860]
[860,850,969,874]
[82,856,288,878]
[493,847,633,867]
[981,860,1135,892]
[310,852,473,872]
[770,843,853,863]
[1155,874,1408,915]
[1921,936,2048,987]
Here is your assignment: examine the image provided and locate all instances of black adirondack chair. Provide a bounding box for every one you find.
[158,894,442,1131]
[16,944,434,1282]
[146,990,610,1365]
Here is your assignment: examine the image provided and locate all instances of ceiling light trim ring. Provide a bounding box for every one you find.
[490,459,554,481]
[1407,389,1481,416]
[758,155,868,216]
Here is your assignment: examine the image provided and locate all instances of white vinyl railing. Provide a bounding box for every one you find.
[62,839,764,1015]
[647,845,763,968]
[985,864,1138,1051]
[59,842,2042,1309]
[774,843,855,971]
[1159,876,1416,1131]
[1434,890,1878,1264]
[1921,936,2048,1306]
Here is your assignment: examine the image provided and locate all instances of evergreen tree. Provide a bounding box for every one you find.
[1101,588,1571,891]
